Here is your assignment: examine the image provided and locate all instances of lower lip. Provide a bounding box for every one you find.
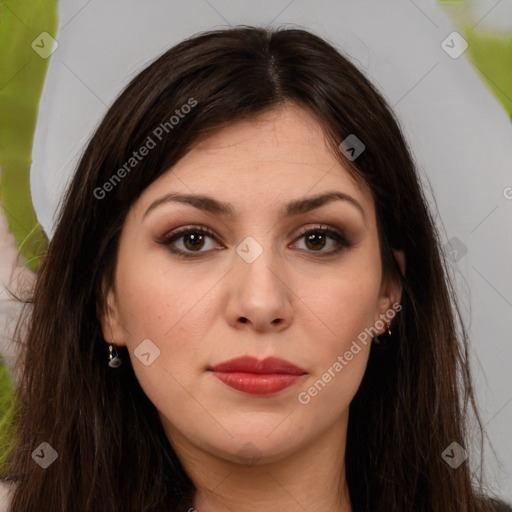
[210,372,304,395]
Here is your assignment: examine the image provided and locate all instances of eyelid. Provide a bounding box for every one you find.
[160,224,217,241]
[293,223,348,242]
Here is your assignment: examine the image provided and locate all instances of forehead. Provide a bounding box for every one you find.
[187,103,344,173]
[134,103,374,219]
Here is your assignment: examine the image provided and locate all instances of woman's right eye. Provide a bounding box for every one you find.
[157,226,221,257]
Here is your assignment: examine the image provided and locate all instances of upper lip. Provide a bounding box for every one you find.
[208,356,307,375]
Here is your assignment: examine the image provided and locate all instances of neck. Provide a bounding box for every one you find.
[170,412,353,512]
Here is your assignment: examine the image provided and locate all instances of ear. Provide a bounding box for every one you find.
[99,277,127,347]
[374,249,405,333]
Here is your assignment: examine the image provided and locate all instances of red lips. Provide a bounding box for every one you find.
[208,356,307,396]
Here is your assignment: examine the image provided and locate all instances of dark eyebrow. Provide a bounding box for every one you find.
[143,191,366,224]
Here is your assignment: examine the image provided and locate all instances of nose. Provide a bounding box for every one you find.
[224,241,294,333]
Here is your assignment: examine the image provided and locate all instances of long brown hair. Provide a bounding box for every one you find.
[2,25,507,511]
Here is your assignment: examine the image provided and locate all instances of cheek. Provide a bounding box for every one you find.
[113,260,212,411]
[115,251,210,342]
[293,258,381,408]
[303,259,381,350]
[113,250,223,392]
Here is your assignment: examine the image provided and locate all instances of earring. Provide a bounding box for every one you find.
[108,343,122,368]
[372,321,392,347]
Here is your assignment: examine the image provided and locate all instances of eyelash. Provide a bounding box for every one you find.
[156,224,352,258]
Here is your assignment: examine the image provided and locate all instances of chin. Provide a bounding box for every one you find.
[200,424,310,466]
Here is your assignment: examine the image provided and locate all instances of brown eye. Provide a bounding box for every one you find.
[304,231,327,251]
[293,225,351,256]
[182,232,207,251]
[157,226,220,257]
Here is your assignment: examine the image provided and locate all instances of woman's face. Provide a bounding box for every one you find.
[102,103,403,466]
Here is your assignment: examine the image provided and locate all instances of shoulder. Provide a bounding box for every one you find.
[0,480,15,512]
[492,499,512,512]
[482,497,512,512]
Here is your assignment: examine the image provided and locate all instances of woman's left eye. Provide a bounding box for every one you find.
[293,225,351,255]
[157,224,351,258]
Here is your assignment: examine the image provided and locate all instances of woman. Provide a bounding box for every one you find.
[1,26,509,511]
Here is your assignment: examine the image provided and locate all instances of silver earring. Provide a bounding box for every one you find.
[108,343,122,368]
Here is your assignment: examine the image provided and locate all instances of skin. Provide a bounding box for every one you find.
[101,102,405,512]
